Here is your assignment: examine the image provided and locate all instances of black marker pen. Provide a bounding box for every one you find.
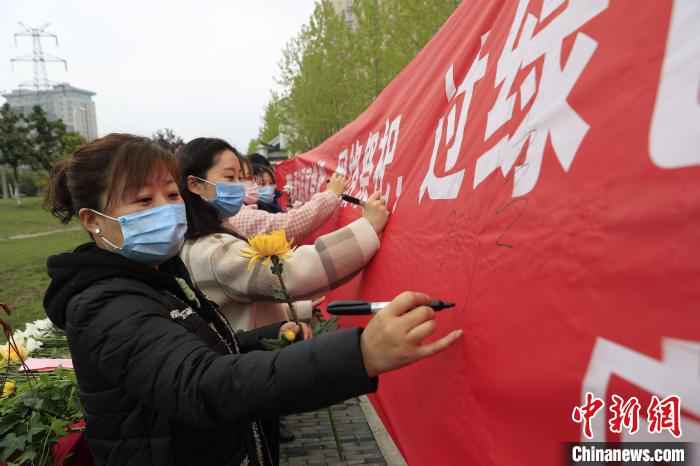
[341,194,365,206]
[327,300,455,315]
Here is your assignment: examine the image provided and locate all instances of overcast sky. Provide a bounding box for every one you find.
[0,1,318,150]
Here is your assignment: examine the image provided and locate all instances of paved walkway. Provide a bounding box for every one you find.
[280,397,407,466]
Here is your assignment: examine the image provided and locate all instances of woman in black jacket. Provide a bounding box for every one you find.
[43,133,463,466]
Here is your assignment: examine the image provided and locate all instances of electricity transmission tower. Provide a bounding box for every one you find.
[10,23,68,91]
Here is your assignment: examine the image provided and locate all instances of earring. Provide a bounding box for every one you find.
[95,228,101,235]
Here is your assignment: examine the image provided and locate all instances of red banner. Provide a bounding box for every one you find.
[276,1,700,464]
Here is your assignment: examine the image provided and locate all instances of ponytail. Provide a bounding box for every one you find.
[43,133,178,226]
[45,160,75,224]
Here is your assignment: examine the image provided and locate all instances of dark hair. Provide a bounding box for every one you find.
[248,153,271,168]
[46,133,178,224]
[253,164,276,185]
[176,137,245,240]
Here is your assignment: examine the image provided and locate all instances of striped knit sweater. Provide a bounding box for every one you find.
[181,217,380,331]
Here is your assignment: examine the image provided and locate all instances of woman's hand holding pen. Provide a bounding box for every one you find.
[326,173,350,196]
[331,186,388,232]
[360,292,463,378]
[362,192,389,234]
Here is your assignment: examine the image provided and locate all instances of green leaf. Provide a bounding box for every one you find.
[13,448,37,465]
[21,394,44,411]
[312,316,338,336]
[260,337,292,351]
[0,417,21,437]
[50,418,68,437]
[0,433,27,459]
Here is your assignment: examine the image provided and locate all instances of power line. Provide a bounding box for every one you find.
[10,23,68,91]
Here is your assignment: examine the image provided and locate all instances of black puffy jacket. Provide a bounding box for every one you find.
[44,243,377,466]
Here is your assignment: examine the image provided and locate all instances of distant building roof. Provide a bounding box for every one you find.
[253,133,289,163]
[2,82,96,99]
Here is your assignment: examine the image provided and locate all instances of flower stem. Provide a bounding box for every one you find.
[271,256,299,323]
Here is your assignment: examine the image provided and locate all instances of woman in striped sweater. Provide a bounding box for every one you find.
[176,137,389,331]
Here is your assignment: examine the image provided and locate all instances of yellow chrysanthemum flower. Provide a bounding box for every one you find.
[282,330,297,342]
[0,344,28,364]
[240,230,296,270]
[1,379,16,398]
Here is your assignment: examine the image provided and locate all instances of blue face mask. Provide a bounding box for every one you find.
[93,203,188,265]
[257,185,276,204]
[194,176,245,218]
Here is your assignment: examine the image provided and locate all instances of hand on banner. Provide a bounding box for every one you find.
[362,192,390,233]
[326,173,350,196]
[360,292,463,378]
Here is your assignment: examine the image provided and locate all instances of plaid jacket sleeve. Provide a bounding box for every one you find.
[182,217,380,305]
[225,191,340,242]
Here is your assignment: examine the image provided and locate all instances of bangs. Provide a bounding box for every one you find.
[104,139,179,210]
[241,158,253,177]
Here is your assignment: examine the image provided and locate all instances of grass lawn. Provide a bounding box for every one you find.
[0,197,79,239]
[0,197,87,338]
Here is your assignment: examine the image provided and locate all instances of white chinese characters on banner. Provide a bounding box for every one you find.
[347,140,363,198]
[419,34,489,203]
[288,161,329,204]
[476,0,607,197]
[360,132,379,201]
[649,0,700,169]
[338,116,403,207]
[373,116,402,202]
[421,0,608,202]
[342,116,403,208]
[288,0,700,213]
[286,115,403,210]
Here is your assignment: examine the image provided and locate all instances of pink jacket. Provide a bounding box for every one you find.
[225,191,340,243]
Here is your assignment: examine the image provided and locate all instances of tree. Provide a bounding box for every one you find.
[0,105,82,200]
[258,93,286,144]
[247,138,260,155]
[61,132,86,160]
[254,0,461,153]
[370,0,459,78]
[276,1,359,152]
[152,128,184,153]
[0,104,32,203]
[27,105,67,172]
